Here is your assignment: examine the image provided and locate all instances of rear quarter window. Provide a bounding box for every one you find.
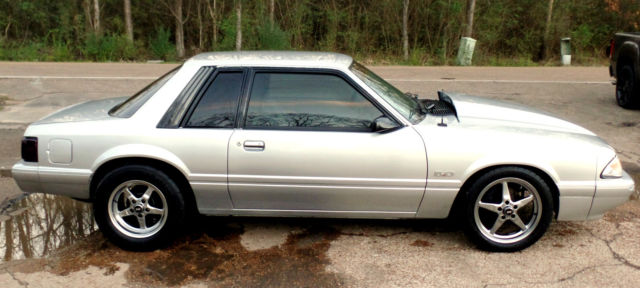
[109,66,180,118]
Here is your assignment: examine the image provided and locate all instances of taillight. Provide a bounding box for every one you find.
[21,137,38,162]
[609,39,615,59]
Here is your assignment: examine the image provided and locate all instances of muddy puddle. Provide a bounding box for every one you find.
[0,194,365,286]
[0,194,96,261]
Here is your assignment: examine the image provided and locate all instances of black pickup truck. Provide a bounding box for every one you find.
[609,32,640,108]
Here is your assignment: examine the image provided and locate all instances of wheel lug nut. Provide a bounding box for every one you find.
[501,216,506,219]
[498,207,502,211]
[138,213,142,217]
[505,201,509,204]
[146,208,150,212]
[142,200,145,203]
[514,205,518,209]
[511,215,516,218]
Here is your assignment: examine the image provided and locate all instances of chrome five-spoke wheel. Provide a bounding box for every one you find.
[108,180,168,238]
[94,165,186,250]
[463,167,553,252]
[474,178,542,244]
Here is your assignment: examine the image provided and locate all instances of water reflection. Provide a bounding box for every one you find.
[0,194,95,261]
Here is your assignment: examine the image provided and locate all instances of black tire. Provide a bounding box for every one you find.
[93,165,186,250]
[462,167,553,252]
[616,64,639,109]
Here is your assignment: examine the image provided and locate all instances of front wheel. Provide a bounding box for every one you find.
[93,165,186,250]
[462,167,553,252]
[616,64,639,108]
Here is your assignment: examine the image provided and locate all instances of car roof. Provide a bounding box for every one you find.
[187,51,354,69]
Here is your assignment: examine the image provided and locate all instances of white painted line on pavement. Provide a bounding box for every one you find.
[0,75,157,80]
[386,79,611,84]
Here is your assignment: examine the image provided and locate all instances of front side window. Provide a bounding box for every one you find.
[245,72,383,131]
[350,61,424,123]
[186,72,243,128]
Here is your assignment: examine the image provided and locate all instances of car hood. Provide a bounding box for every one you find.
[33,96,128,125]
[443,93,595,136]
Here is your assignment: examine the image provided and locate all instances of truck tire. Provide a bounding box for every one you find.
[616,64,639,108]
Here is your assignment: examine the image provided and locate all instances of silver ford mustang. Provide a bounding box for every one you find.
[12,52,635,252]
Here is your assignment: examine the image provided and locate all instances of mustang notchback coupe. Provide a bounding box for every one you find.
[12,52,635,251]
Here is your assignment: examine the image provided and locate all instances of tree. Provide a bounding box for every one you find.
[465,0,476,37]
[197,0,204,50]
[93,0,101,35]
[542,0,555,59]
[269,0,275,28]
[83,0,101,35]
[124,0,133,41]
[162,0,191,58]
[236,0,242,51]
[402,0,409,61]
[207,0,218,49]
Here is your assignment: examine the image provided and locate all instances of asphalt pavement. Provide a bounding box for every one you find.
[0,62,639,287]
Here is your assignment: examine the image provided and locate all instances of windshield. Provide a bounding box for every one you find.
[349,61,424,123]
[109,66,181,118]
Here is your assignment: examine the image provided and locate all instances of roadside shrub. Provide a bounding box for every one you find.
[217,16,237,51]
[149,27,175,61]
[256,23,290,50]
[83,33,137,61]
[0,42,45,61]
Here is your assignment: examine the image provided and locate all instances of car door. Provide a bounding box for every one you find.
[156,67,245,213]
[227,69,427,215]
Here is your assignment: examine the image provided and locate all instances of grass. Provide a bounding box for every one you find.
[0,95,8,111]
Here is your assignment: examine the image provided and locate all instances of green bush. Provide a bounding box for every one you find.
[83,33,138,61]
[218,16,237,51]
[0,42,45,61]
[148,27,175,61]
[256,23,290,50]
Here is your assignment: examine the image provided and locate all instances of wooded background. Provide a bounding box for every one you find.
[0,0,639,65]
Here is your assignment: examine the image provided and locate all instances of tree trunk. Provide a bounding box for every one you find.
[270,0,275,28]
[83,0,94,33]
[207,0,218,49]
[93,0,101,35]
[175,0,185,58]
[543,0,555,59]
[124,0,133,41]
[236,0,242,51]
[464,0,475,38]
[197,0,203,50]
[402,0,409,61]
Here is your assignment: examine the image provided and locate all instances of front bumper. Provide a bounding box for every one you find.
[12,161,92,199]
[587,171,636,220]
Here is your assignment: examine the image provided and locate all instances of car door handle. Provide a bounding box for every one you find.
[243,140,265,151]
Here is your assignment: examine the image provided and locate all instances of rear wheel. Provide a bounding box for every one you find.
[463,167,553,252]
[94,165,185,250]
[616,64,639,108]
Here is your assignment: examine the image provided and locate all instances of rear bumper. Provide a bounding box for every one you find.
[587,171,635,220]
[12,161,92,200]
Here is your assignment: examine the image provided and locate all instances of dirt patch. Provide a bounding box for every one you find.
[14,219,344,287]
[603,200,640,224]
[622,161,640,200]
[410,239,433,247]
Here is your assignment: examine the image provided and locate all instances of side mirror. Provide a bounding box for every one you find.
[373,116,400,133]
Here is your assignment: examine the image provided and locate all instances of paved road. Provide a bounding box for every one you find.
[0,62,639,287]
